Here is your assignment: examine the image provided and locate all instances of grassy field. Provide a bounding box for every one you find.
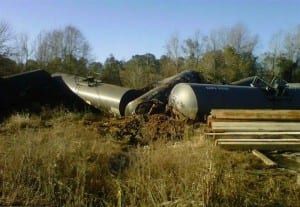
[0,108,299,206]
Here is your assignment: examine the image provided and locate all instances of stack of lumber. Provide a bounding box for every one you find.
[205,109,300,151]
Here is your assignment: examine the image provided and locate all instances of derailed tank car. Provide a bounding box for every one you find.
[52,73,143,116]
[125,70,204,116]
[0,69,53,110]
[169,77,300,121]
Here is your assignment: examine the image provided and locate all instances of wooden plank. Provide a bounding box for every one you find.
[207,115,213,129]
[216,138,300,142]
[216,143,300,151]
[207,118,255,131]
[216,140,300,151]
[210,109,300,121]
[205,131,300,139]
[252,150,277,167]
[208,118,259,123]
[211,121,300,132]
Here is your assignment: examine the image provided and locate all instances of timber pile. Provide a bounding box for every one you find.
[205,109,300,152]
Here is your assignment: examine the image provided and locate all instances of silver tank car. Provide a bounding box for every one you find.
[168,82,300,121]
[125,70,204,116]
[52,73,143,116]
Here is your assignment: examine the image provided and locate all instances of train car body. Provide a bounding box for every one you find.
[2,69,300,121]
[125,70,204,116]
[52,73,143,116]
[0,69,53,110]
[168,80,300,120]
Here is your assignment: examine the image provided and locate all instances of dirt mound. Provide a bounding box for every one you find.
[93,114,185,145]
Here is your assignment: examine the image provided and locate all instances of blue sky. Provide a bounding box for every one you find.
[1,0,300,62]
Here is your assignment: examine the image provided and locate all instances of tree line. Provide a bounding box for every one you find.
[1,20,300,88]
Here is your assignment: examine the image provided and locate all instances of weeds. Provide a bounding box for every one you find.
[0,109,299,206]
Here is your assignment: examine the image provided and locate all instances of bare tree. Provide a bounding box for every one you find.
[182,31,207,67]
[207,27,228,52]
[34,32,51,63]
[267,31,284,72]
[34,25,91,63]
[284,25,300,63]
[63,25,90,60]
[207,23,258,54]
[49,29,64,59]
[166,33,181,72]
[0,20,13,56]
[14,33,32,67]
[226,23,258,54]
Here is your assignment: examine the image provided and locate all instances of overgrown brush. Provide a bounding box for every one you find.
[121,141,299,207]
[0,110,121,206]
[0,109,299,206]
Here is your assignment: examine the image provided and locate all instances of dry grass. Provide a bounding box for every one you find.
[0,108,299,206]
[0,109,121,206]
[121,140,299,207]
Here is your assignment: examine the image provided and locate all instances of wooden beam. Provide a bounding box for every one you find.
[205,131,300,139]
[215,139,300,151]
[211,121,300,132]
[210,109,300,121]
[252,150,277,167]
[216,138,300,142]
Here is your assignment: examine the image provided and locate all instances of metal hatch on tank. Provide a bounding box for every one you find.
[52,73,143,116]
[168,77,300,121]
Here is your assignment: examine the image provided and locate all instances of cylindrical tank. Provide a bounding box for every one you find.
[230,76,257,86]
[168,83,300,121]
[0,69,53,109]
[52,73,143,116]
[125,70,204,116]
